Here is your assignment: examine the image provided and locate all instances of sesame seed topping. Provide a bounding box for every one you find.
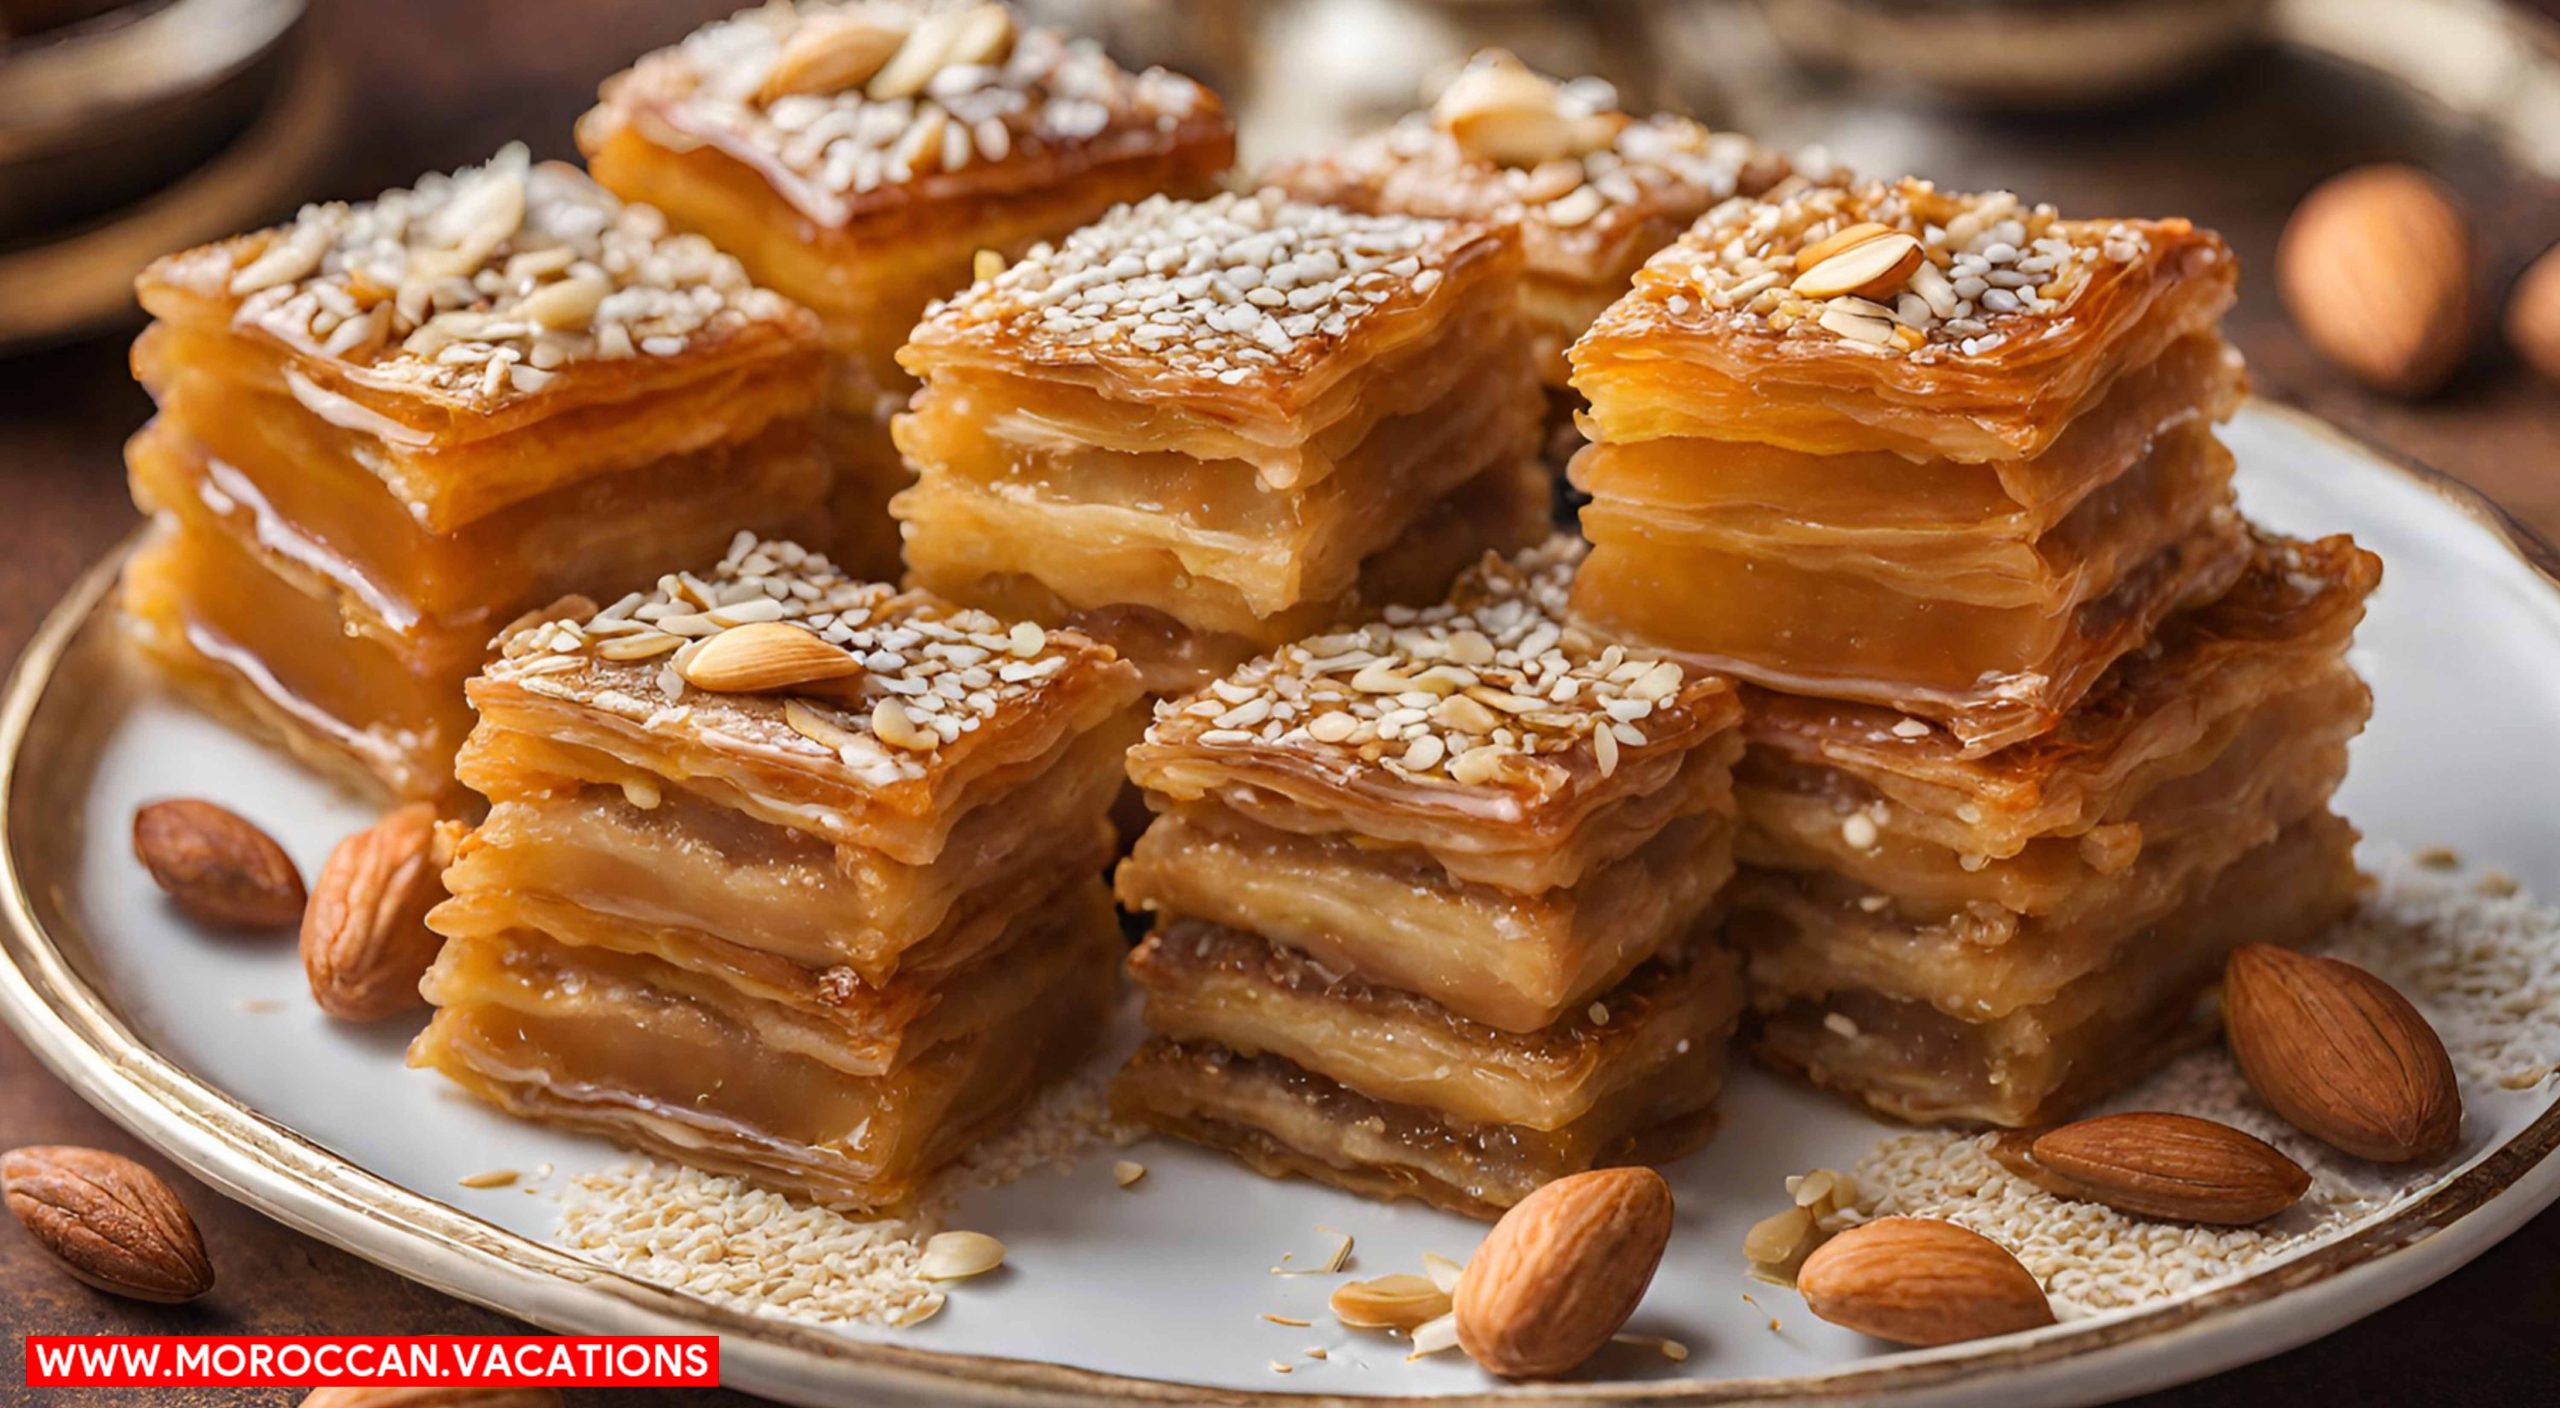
[910,189,1491,396]
[1612,175,2179,360]
[484,532,1108,789]
[1143,536,1726,798]
[596,1,1219,227]
[156,144,801,405]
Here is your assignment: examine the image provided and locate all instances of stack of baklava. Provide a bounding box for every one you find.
[1567,177,2378,1125]
[123,146,827,802]
[1112,540,1749,1217]
[579,0,1236,575]
[411,534,1144,1208]
[892,189,1550,693]
[1268,48,1788,446]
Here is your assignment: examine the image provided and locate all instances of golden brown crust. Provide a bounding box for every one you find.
[578,3,1232,232]
[135,147,816,422]
[1572,176,2238,460]
[899,189,1521,422]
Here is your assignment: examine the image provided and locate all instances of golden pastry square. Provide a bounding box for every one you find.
[1269,49,1790,389]
[1570,176,2238,463]
[1745,810,2361,1128]
[892,189,1540,637]
[122,148,829,798]
[412,876,1123,1210]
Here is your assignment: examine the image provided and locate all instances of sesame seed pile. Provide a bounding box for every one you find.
[555,1038,1136,1326]
[1148,538,1706,792]
[160,144,798,403]
[1629,175,2159,360]
[486,532,1090,788]
[1827,848,2559,1317]
[615,1,1212,224]
[915,190,1471,390]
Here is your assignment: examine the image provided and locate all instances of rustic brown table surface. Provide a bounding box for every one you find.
[3,2,2558,1404]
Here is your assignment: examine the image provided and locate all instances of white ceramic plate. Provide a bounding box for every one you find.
[4,400,2557,1408]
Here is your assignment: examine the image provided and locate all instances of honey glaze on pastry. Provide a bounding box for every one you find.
[894,189,1545,692]
[1113,540,1750,1216]
[123,147,827,800]
[412,534,1144,1209]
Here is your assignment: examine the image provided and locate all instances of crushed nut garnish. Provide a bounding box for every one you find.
[1112,1159,1146,1188]
[457,1169,520,1190]
[1405,1311,1461,1360]
[918,1229,1005,1281]
[1271,1225,1354,1276]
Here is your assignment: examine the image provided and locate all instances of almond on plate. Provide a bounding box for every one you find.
[1994,1112,2310,1224]
[132,798,305,929]
[2224,944,2462,1163]
[1452,1166,1672,1379]
[1795,1216,2053,1347]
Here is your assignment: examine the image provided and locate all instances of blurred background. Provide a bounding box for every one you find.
[2,3,2557,1403]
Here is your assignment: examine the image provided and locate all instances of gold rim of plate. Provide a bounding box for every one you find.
[1,398,2557,1406]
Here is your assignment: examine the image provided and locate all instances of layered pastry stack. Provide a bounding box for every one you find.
[1268,48,1788,444]
[892,189,1550,693]
[1566,176,2378,1125]
[1112,540,1750,1217]
[580,0,1235,575]
[411,534,1144,1208]
[122,147,827,803]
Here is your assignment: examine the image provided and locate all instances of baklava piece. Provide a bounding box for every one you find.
[1732,534,2379,1125]
[580,0,1235,573]
[1268,49,1787,420]
[1113,540,1747,1217]
[411,534,1144,1208]
[122,147,826,801]
[893,190,1547,692]
[1567,177,2244,749]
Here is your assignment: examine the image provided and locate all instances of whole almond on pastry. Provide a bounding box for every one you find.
[2224,944,2462,1163]
[2019,1113,2310,1225]
[2,1146,214,1303]
[133,799,305,929]
[1795,1217,2052,1347]
[301,1390,563,1408]
[677,621,864,694]
[2276,164,2473,396]
[302,804,450,1021]
[2505,242,2560,386]
[1453,1167,1673,1379]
